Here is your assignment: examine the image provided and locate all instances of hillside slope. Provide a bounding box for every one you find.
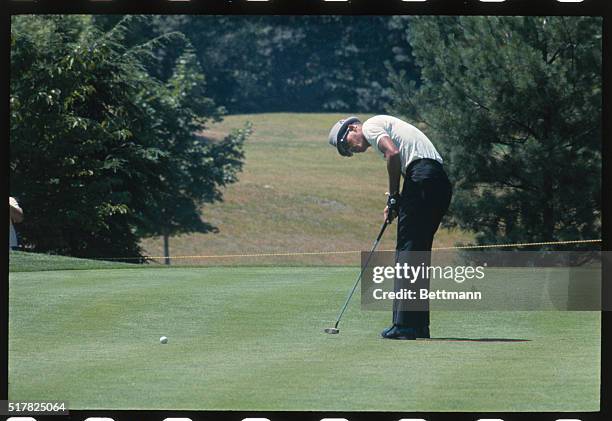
[140,113,470,265]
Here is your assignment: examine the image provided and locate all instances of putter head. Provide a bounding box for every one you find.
[324,327,340,334]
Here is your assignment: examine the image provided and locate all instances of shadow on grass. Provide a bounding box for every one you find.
[420,337,531,342]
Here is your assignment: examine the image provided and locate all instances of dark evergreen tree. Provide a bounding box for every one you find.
[388,16,602,247]
[96,16,416,113]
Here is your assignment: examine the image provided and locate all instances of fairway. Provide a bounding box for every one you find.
[9,264,600,411]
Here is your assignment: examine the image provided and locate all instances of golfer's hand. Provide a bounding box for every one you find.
[384,206,397,224]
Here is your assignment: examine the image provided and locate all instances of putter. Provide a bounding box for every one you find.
[325,220,389,334]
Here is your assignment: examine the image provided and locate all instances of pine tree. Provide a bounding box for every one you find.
[388,16,602,247]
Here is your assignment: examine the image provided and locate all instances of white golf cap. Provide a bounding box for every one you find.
[328,116,361,156]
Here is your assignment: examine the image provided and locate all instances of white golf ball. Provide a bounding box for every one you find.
[160,336,168,344]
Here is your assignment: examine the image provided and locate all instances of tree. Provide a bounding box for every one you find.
[108,15,416,114]
[10,16,248,260]
[388,16,602,248]
[132,50,250,263]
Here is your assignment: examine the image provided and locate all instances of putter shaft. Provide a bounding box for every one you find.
[331,221,388,330]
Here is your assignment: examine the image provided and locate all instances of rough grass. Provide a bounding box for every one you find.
[139,113,472,266]
[9,265,600,411]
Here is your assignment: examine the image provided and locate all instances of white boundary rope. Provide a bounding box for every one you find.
[97,239,602,261]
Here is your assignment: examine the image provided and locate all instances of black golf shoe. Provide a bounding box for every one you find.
[381,325,417,340]
[416,326,430,339]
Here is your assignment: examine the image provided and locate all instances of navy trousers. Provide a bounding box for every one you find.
[393,159,452,328]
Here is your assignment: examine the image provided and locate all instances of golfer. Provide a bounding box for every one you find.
[328,115,452,340]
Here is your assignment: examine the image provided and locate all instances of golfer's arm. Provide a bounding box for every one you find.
[378,136,401,195]
[10,203,23,223]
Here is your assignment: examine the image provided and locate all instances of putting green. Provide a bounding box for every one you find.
[9,266,600,411]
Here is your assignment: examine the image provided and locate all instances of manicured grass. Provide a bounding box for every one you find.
[9,265,600,411]
[140,113,472,265]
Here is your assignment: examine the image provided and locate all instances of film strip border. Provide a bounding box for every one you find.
[4,2,611,421]
[5,0,610,16]
[2,413,608,421]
